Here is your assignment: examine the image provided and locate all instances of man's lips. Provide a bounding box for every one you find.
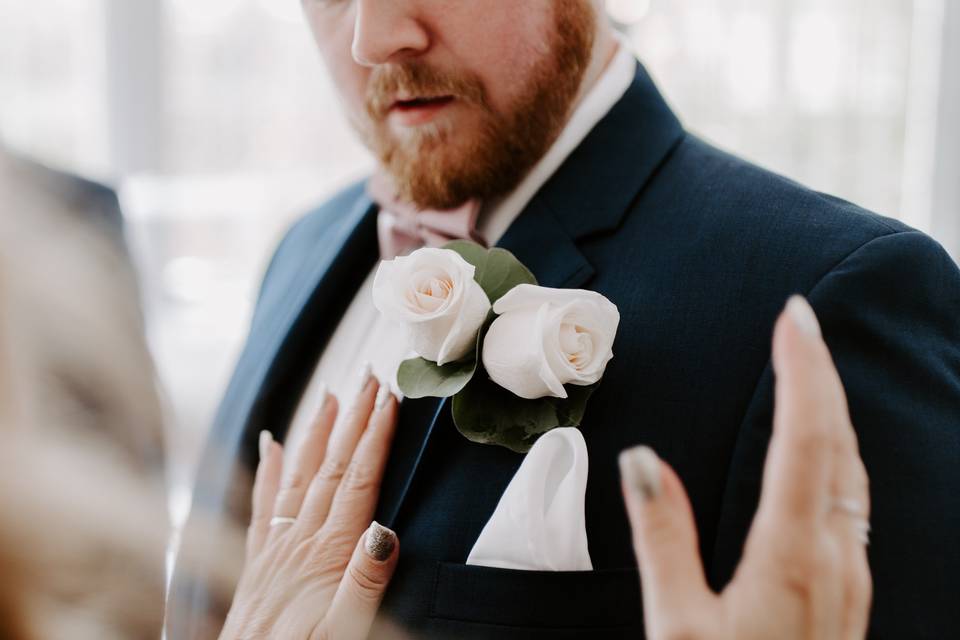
[388,95,456,126]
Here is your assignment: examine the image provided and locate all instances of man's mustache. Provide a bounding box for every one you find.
[365,62,488,120]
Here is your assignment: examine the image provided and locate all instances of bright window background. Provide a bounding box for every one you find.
[1,0,956,526]
[625,0,916,221]
[0,0,110,173]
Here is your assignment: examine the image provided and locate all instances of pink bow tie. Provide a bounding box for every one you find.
[368,173,486,259]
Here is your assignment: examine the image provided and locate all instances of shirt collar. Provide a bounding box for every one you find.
[478,41,638,245]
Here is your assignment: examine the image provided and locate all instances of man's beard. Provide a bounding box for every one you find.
[359,0,596,210]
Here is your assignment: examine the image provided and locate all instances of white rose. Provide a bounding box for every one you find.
[372,247,491,365]
[481,284,620,399]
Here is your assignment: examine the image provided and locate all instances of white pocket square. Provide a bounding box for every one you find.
[466,427,592,571]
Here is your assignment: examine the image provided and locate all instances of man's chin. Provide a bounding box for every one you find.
[374,120,502,209]
[386,122,455,149]
[381,151,484,210]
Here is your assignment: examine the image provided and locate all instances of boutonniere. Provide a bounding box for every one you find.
[372,241,620,452]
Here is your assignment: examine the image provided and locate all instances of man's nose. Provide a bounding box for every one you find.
[352,0,430,66]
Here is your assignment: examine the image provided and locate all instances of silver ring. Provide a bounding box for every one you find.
[269,516,297,527]
[853,519,871,546]
[829,498,870,545]
[830,497,867,517]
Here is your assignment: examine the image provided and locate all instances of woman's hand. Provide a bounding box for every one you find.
[620,296,872,640]
[220,369,400,640]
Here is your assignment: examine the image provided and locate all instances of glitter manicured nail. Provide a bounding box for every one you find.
[365,521,397,562]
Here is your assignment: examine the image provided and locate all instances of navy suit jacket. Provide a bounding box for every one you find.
[170,63,960,638]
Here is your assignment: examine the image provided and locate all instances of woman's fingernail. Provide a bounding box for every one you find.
[365,521,397,562]
[358,361,374,391]
[619,446,662,500]
[316,382,329,414]
[259,430,273,461]
[786,295,821,338]
[375,383,394,411]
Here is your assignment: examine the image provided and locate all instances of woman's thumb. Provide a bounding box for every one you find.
[620,446,713,631]
[323,521,399,639]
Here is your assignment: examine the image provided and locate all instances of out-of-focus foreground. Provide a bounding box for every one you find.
[1,0,957,545]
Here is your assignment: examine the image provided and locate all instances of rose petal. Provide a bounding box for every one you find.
[436,278,490,365]
[493,284,617,317]
[485,285,619,396]
[373,247,492,363]
[535,303,570,399]
[482,308,560,399]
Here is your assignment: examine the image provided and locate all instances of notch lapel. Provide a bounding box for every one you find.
[378,62,685,528]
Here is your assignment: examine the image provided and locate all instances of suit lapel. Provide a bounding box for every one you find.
[245,196,380,442]
[378,62,686,527]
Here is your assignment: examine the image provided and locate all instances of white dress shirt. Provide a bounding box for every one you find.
[287,44,636,437]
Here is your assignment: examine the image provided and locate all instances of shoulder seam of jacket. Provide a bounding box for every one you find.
[803,229,925,300]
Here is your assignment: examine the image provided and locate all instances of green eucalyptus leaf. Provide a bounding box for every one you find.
[451,371,600,453]
[444,240,488,270]
[479,248,538,303]
[444,240,537,304]
[397,357,476,399]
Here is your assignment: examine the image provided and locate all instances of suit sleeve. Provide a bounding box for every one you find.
[711,230,960,639]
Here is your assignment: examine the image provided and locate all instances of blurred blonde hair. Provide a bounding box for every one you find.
[0,151,169,639]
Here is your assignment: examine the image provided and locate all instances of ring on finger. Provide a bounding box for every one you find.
[269,516,297,527]
[851,518,871,545]
[830,497,867,517]
[829,497,871,545]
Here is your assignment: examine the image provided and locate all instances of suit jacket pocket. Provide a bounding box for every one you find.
[429,562,642,630]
